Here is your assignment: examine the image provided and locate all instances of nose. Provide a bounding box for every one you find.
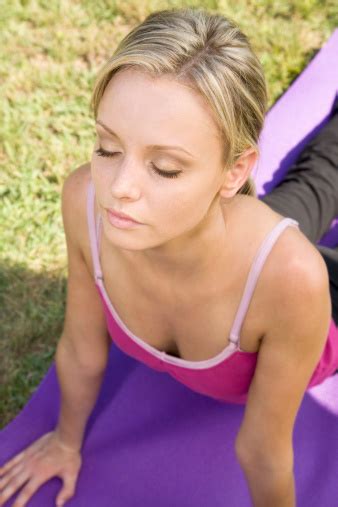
[110,158,141,200]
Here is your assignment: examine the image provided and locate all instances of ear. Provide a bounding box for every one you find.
[219,147,258,199]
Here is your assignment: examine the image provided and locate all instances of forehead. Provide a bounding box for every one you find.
[97,68,222,145]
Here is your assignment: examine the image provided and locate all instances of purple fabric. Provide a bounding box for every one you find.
[1,29,338,507]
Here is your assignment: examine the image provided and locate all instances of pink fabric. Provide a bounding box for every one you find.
[87,179,338,404]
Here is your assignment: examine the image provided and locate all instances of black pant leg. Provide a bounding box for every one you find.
[260,96,338,244]
[316,245,338,326]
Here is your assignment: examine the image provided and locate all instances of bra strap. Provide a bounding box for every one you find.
[86,179,103,282]
[228,218,299,345]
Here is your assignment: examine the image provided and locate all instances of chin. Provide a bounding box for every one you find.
[101,222,148,252]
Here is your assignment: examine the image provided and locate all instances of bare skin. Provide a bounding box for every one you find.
[84,163,303,360]
[0,431,82,507]
[0,68,323,506]
[88,68,313,361]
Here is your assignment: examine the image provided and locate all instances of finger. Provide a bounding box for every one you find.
[11,477,46,507]
[0,461,25,489]
[0,433,53,477]
[56,473,77,507]
[0,451,26,477]
[0,440,42,477]
[0,468,30,506]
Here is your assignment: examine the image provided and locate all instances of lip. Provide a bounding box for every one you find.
[106,209,143,230]
[107,208,141,224]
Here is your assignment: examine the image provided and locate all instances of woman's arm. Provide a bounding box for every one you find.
[54,166,111,451]
[235,242,332,507]
[54,339,108,451]
[0,168,108,507]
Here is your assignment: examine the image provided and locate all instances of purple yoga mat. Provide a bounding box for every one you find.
[1,29,338,507]
[253,29,338,248]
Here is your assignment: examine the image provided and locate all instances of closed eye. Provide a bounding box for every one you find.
[94,147,182,179]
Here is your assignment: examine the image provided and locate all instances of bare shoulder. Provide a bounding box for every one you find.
[255,201,330,324]
[264,215,328,287]
[61,161,91,228]
[249,196,327,278]
[60,161,110,367]
[61,161,93,273]
[238,196,330,331]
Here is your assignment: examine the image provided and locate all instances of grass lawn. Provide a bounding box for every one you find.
[1,0,338,429]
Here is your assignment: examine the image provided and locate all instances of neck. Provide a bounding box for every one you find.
[118,198,234,285]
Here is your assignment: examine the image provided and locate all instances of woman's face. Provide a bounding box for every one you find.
[91,68,229,255]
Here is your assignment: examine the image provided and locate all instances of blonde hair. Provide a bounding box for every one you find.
[90,7,268,198]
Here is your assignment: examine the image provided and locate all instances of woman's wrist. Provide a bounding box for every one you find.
[54,426,82,453]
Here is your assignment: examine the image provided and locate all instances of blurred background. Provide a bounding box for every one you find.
[1,0,337,428]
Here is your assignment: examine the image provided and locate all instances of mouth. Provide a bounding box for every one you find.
[106,209,143,228]
[107,208,141,224]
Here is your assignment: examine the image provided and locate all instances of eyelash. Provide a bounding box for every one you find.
[94,147,181,179]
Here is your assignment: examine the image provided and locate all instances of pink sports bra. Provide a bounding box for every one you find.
[87,179,338,404]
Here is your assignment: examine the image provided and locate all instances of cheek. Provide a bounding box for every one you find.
[170,185,215,228]
[153,189,202,228]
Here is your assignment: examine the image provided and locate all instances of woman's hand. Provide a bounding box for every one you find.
[0,430,82,507]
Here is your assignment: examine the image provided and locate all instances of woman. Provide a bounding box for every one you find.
[0,8,337,507]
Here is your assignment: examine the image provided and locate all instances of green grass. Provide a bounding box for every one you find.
[1,0,338,429]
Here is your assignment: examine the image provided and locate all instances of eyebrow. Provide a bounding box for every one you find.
[95,120,196,159]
